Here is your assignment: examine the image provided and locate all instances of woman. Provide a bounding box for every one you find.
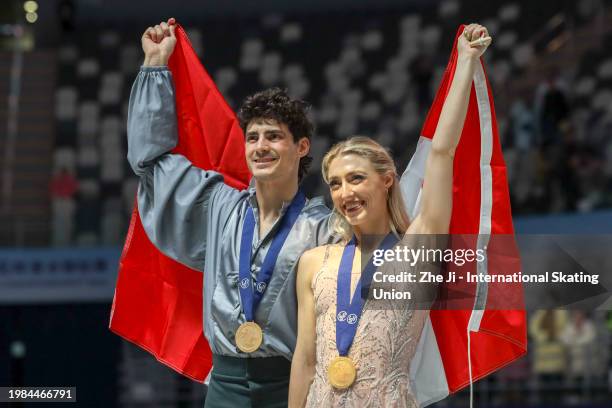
[288,24,491,407]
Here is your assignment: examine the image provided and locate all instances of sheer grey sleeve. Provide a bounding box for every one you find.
[127,66,179,175]
[126,66,241,271]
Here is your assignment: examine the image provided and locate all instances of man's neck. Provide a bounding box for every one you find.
[254,178,299,220]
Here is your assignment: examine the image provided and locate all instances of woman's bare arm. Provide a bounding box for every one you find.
[410,24,491,235]
[288,247,323,408]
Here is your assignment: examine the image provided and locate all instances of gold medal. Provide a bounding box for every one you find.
[327,356,357,389]
[235,321,263,353]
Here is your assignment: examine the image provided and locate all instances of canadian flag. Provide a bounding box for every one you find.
[401,26,527,406]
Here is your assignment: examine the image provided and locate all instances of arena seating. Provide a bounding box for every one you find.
[51,0,611,245]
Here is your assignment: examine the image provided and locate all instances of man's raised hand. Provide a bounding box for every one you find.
[142,18,177,66]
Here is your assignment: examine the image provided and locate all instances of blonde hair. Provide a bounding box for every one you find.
[322,136,410,241]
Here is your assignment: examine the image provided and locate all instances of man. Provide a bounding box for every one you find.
[129,18,331,407]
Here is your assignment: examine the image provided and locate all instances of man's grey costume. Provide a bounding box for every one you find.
[127,66,332,407]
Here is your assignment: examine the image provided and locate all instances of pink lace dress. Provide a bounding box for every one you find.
[305,245,428,408]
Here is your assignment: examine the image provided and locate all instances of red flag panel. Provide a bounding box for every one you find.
[110,25,249,381]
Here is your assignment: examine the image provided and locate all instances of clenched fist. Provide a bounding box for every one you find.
[457,23,492,60]
[142,18,177,66]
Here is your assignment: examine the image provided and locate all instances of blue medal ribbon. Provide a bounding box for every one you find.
[336,234,397,356]
[238,190,306,322]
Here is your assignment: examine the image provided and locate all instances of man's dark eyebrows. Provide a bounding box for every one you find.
[264,129,284,136]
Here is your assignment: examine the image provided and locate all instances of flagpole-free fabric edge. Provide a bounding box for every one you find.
[109,324,211,382]
[468,60,494,332]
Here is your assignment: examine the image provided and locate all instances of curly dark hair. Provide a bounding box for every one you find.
[238,87,314,182]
